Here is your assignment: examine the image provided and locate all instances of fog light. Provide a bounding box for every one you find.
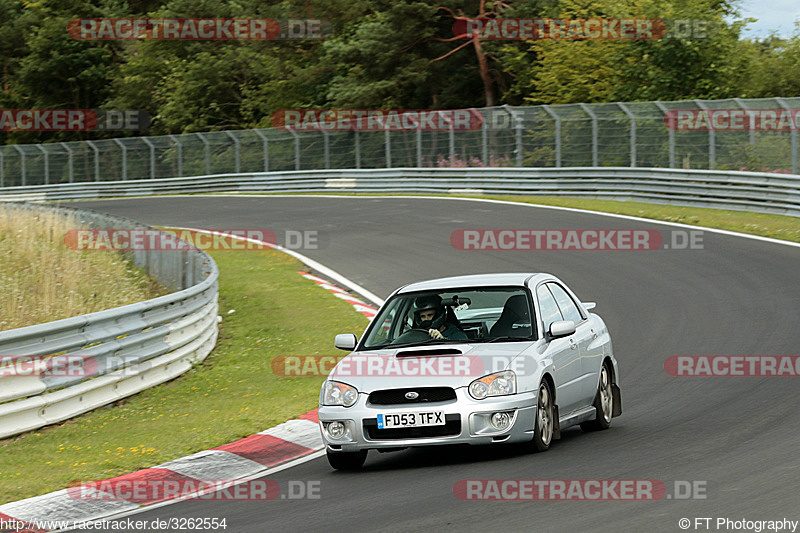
[490,412,511,430]
[326,421,346,439]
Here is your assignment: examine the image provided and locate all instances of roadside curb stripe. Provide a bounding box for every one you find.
[299,271,378,319]
[0,408,323,532]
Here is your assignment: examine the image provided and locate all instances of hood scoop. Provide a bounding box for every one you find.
[396,347,463,357]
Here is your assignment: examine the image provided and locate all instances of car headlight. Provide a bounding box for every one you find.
[469,371,516,400]
[320,381,359,407]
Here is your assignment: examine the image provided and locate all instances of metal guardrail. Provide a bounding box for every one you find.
[1,166,799,217]
[0,97,798,187]
[0,203,219,439]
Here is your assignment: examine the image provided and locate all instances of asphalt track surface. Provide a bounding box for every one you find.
[68,196,800,532]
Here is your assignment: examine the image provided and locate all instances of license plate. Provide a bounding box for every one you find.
[377,411,445,429]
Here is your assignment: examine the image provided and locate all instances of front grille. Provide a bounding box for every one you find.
[368,387,456,405]
[364,415,461,440]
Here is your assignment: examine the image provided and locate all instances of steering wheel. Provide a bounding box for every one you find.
[390,328,433,345]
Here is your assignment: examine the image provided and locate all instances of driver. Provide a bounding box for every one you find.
[412,295,468,340]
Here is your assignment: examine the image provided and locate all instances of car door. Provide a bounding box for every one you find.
[546,282,599,408]
[535,284,583,415]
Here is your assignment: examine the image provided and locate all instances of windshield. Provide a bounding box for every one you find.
[361,287,535,349]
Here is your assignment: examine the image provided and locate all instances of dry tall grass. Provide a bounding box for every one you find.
[0,206,169,331]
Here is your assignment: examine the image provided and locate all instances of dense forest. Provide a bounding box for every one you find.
[1,0,798,144]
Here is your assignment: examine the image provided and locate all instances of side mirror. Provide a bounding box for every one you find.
[548,320,576,340]
[334,334,358,351]
[583,302,597,311]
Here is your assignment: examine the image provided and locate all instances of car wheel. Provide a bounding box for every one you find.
[326,449,368,470]
[528,381,554,452]
[580,362,613,432]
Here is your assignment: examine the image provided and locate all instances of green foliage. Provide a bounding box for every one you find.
[0,0,798,143]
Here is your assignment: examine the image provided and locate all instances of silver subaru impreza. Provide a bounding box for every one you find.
[318,273,621,470]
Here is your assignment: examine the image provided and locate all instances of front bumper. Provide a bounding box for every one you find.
[318,388,538,452]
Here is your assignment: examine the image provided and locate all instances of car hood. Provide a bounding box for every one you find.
[327,342,532,392]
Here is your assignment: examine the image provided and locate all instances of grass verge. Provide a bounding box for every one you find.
[0,206,168,331]
[0,239,369,504]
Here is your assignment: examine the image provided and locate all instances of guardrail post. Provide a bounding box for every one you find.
[542,105,561,167]
[13,145,25,186]
[60,143,74,182]
[655,102,675,168]
[169,135,183,177]
[196,133,211,174]
[141,137,156,179]
[777,98,798,174]
[288,130,300,170]
[695,100,715,168]
[618,103,637,167]
[113,138,127,180]
[86,140,100,181]
[253,129,269,171]
[579,103,599,167]
[36,144,49,184]
[225,131,241,173]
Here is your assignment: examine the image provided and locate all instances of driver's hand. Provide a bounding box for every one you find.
[428,329,443,339]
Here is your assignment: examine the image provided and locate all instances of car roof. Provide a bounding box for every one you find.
[397,273,551,293]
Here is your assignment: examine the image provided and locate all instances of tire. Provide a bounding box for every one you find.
[326,449,368,470]
[526,381,554,453]
[581,362,613,432]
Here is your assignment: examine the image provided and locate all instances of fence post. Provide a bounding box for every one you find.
[355,130,361,169]
[253,129,269,171]
[579,103,599,167]
[141,137,156,178]
[14,145,25,186]
[196,133,211,174]
[618,103,636,167]
[86,140,100,181]
[733,98,755,146]
[60,142,74,182]
[654,101,675,168]
[288,130,300,170]
[542,105,561,167]
[481,115,488,166]
[503,105,524,166]
[113,139,127,180]
[225,131,240,173]
[169,135,183,177]
[695,100,715,168]
[321,130,330,169]
[777,98,798,174]
[0,150,4,188]
[385,129,392,168]
[36,144,49,184]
